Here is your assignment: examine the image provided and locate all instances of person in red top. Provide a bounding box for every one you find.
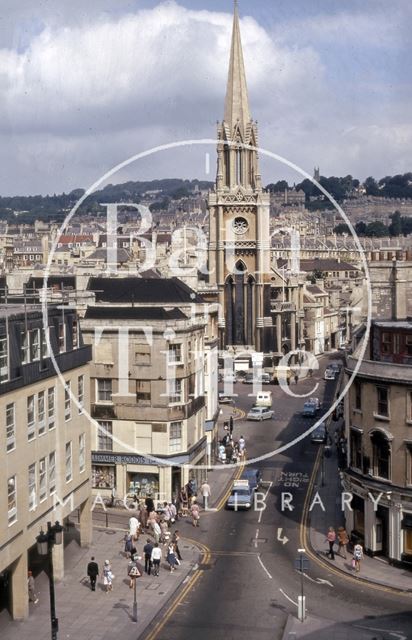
[326,526,336,560]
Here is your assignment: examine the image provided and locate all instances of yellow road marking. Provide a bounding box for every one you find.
[300,447,412,598]
[215,461,244,511]
[142,538,211,640]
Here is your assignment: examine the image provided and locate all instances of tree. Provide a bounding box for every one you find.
[355,221,367,236]
[389,211,402,236]
[364,177,379,196]
[334,223,350,234]
[266,180,289,192]
[365,221,389,237]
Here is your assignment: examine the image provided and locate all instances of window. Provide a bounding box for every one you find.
[97,378,112,403]
[27,394,35,440]
[30,328,40,361]
[377,387,389,417]
[381,332,392,356]
[49,451,56,495]
[406,335,412,357]
[28,463,37,510]
[72,319,78,349]
[7,476,17,524]
[0,336,8,382]
[58,321,65,352]
[48,387,56,429]
[168,344,182,364]
[65,381,71,421]
[136,380,151,406]
[135,346,151,366]
[21,331,29,364]
[78,375,84,413]
[354,380,362,411]
[38,391,45,435]
[97,421,113,451]
[371,431,391,479]
[6,403,15,452]
[65,442,72,482]
[79,433,86,473]
[169,421,182,453]
[41,328,49,359]
[39,457,47,502]
[350,429,362,470]
[169,378,182,403]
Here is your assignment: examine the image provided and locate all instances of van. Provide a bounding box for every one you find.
[255,391,272,407]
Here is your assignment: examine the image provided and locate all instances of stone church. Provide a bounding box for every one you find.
[207,3,305,364]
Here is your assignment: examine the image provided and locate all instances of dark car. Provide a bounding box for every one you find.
[311,423,327,444]
[240,468,262,492]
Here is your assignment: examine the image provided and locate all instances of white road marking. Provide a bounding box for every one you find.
[354,626,406,640]
[257,554,273,579]
[258,481,273,524]
[297,571,334,587]
[254,528,259,548]
[279,588,298,607]
[277,527,289,545]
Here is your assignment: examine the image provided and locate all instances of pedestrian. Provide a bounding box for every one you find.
[229,415,234,435]
[127,556,141,588]
[353,541,363,572]
[308,368,313,377]
[238,435,245,460]
[129,515,139,540]
[326,526,336,560]
[337,527,349,559]
[200,480,211,510]
[110,486,116,507]
[143,538,153,575]
[124,533,133,557]
[151,542,162,577]
[294,373,299,385]
[102,560,114,593]
[188,478,197,499]
[160,518,170,544]
[179,487,189,517]
[169,501,177,523]
[145,495,155,514]
[191,500,200,527]
[152,519,161,544]
[87,556,99,591]
[27,570,38,604]
[172,530,183,561]
[139,502,148,529]
[166,543,177,572]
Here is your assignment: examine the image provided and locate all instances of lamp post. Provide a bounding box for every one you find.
[36,521,63,640]
[297,548,306,622]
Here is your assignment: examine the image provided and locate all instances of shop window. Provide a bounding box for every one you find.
[97,378,112,403]
[98,421,113,451]
[350,429,362,470]
[7,476,17,524]
[404,528,412,555]
[371,431,391,479]
[128,473,159,498]
[170,421,182,453]
[92,465,115,489]
[376,387,389,417]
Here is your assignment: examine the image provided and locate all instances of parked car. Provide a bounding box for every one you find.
[247,406,274,421]
[240,468,262,492]
[260,373,272,385]
[220,371,237,383]
[324,368,335,381]
[243,373,254,384]
[226,480,254,509]
[329,362,341,373]
[218,392,234,404]
[311,423,327,444]
[308,397,321,412]
[302,402,317,417]
[243,372,271,385]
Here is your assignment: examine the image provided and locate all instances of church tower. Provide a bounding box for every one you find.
[208,2,271,352]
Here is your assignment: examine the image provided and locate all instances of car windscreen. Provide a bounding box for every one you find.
[231,489,250,496]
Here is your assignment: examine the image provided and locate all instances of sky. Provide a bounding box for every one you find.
[0,0,411,196]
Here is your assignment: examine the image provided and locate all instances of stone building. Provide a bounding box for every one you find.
[0,304,92,620]
[343,320,412,565]
[81,277,210,503]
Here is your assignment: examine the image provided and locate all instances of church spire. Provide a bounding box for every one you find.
[224,1,251,134]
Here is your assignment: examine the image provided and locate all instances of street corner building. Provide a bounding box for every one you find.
[0,304,92,620]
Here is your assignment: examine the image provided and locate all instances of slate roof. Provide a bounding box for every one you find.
[27,275,76,289]
[84,306,187,321]
[87,276,203,304]
[299,258,357,272]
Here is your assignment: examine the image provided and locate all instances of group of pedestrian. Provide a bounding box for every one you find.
[326,526,364,572]
[218,434,246,463]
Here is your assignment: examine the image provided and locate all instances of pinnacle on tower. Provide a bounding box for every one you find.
[224,1,251,134]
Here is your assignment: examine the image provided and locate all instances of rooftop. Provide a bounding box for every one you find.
[87,276,203,304]
[84,306,188,321]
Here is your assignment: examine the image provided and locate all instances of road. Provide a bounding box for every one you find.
[141,356,412,640]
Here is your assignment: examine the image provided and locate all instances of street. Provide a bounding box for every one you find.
[140,357,412,640]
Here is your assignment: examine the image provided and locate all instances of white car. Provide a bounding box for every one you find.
[220,371,237,383]
[247,406,274,421]
[308,397,321,411]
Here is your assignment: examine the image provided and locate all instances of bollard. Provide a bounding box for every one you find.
[298,595,306,622]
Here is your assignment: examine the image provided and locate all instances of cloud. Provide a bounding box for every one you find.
[0,1,410,194]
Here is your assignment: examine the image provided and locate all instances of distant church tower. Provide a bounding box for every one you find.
[208,2,271,352]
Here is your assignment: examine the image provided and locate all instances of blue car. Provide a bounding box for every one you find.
[302,402,317,417]
[240,468,261,492]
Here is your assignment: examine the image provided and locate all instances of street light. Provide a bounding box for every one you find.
[36,521,64,640]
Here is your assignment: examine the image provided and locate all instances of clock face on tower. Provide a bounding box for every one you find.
[232,216,249,235]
